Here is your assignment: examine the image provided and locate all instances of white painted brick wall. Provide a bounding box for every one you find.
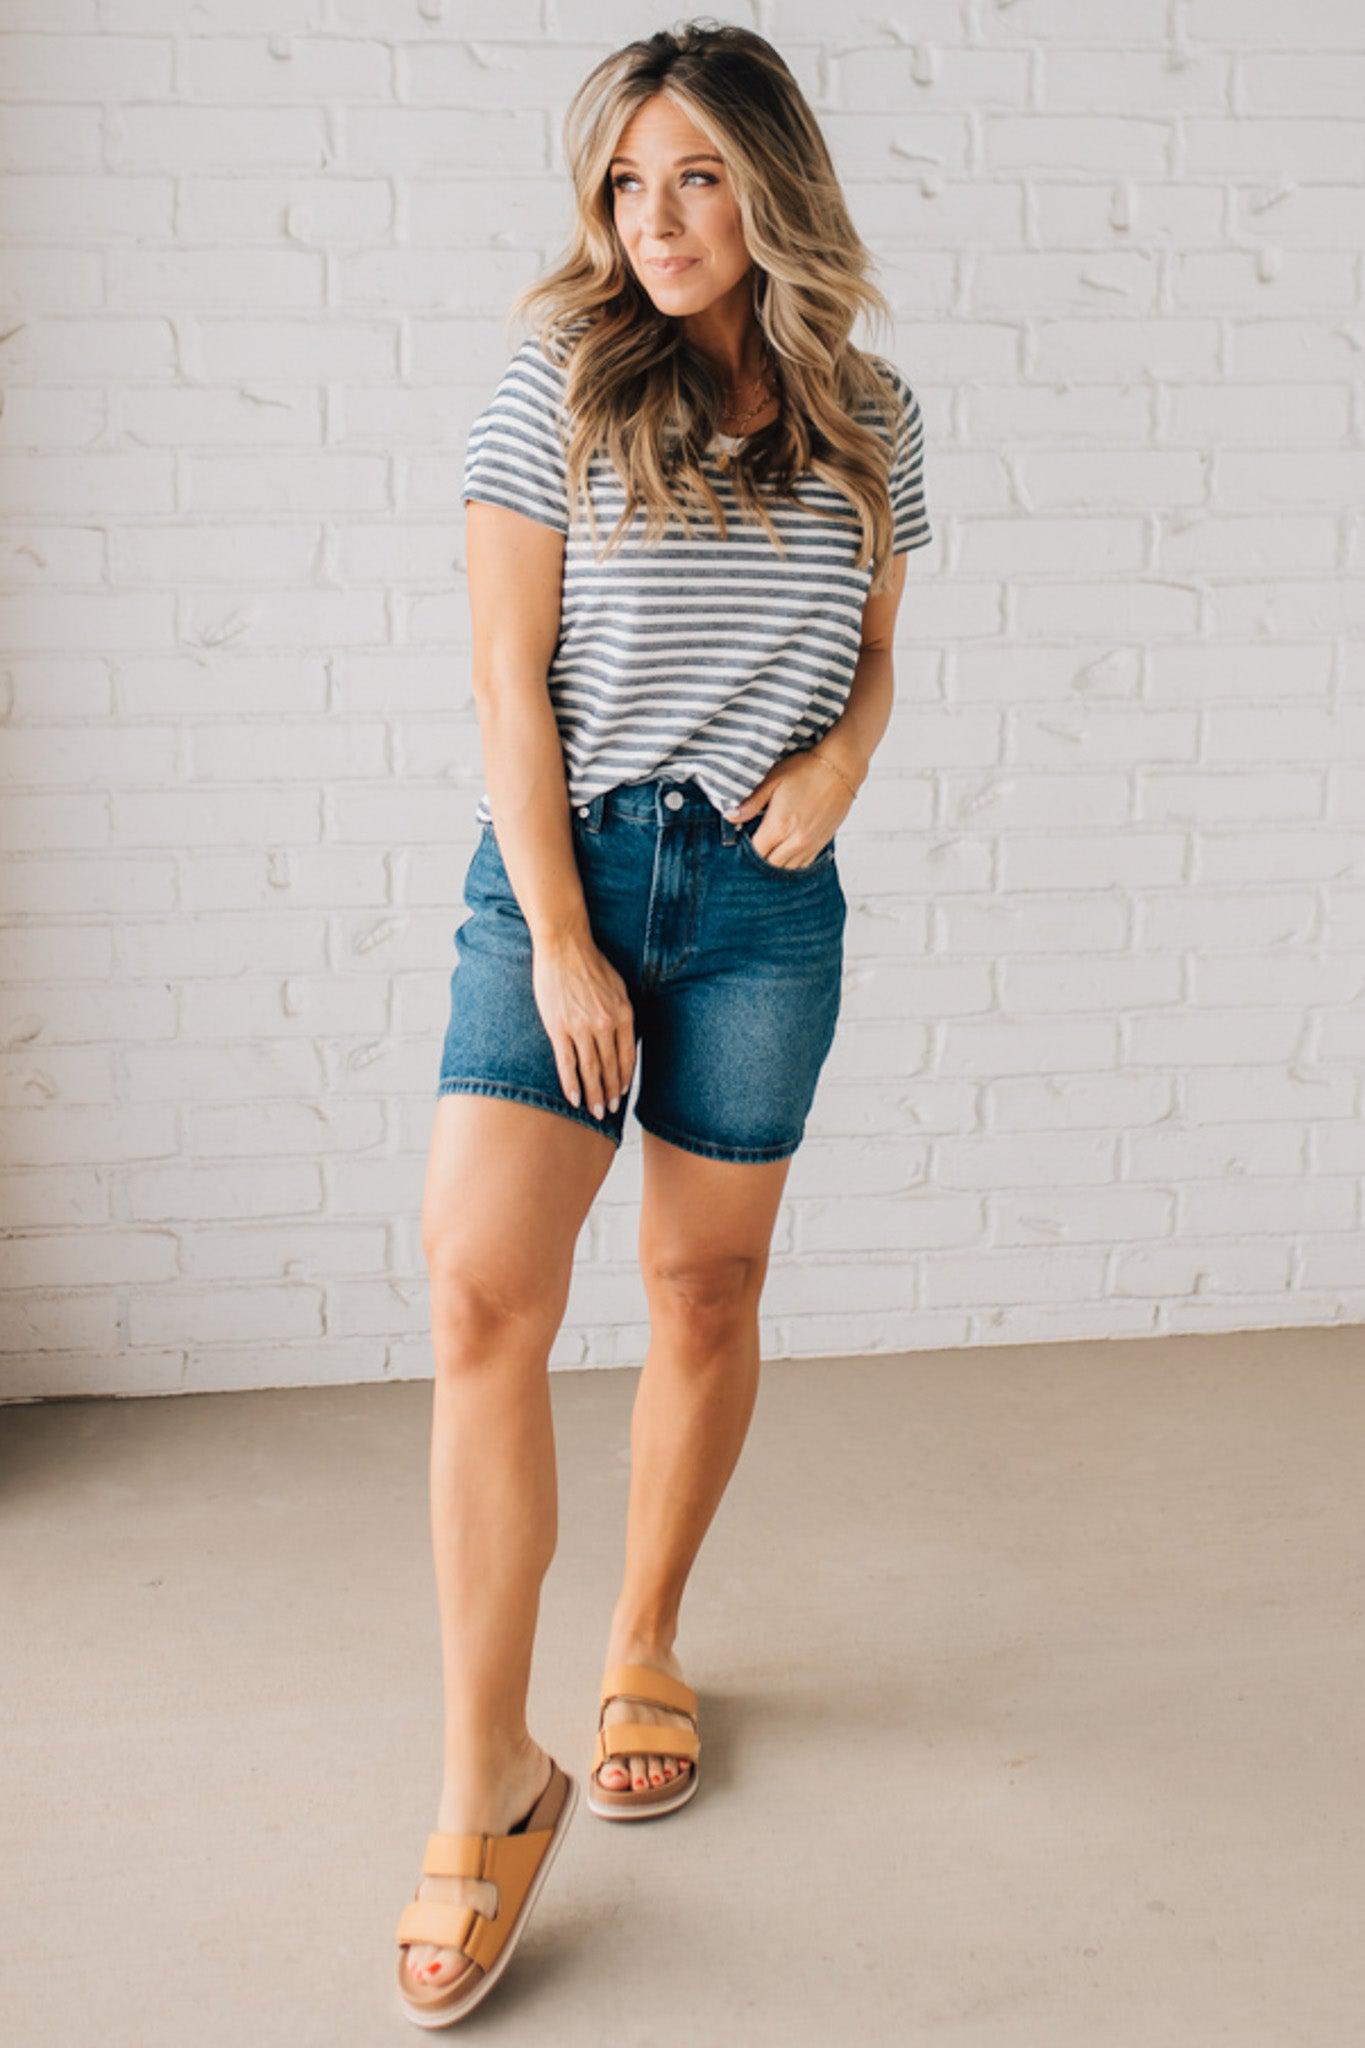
[2,2,1363,1400]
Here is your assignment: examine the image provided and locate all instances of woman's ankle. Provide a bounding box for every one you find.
[438,1731,546,1809]
[606,1621,681,1666]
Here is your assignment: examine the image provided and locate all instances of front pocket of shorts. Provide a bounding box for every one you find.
[737,824,836,877]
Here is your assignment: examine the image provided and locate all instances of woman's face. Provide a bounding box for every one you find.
[608,93,751,316]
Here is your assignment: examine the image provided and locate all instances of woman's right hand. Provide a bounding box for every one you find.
[532,931,637,1120]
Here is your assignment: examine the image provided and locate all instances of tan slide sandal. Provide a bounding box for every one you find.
[394,1757,577,2029]
[586,1662,701,1821]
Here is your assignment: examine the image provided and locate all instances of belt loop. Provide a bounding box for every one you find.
[584,790,606,834]
[718,800,738,846]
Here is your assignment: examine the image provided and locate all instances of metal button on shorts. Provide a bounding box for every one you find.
[436,775,847,1163]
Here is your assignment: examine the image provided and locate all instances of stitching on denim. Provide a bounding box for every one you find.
[437,1077,621,1142]
[633,1107,801,1164]
[586,784,738,845]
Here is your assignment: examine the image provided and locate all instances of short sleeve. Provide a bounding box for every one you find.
[462,337,570,535]
[876,361,932,556]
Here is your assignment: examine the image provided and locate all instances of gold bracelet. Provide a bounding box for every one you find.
[808,750,864,799]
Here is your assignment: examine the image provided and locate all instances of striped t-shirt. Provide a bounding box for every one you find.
[461,333,931,828]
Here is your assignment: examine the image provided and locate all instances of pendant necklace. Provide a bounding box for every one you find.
[714,356,777,472]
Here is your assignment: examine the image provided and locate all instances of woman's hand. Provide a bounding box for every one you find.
[532,930,637,1120]
[724,748,862,868]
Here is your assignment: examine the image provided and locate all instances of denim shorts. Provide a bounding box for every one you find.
[436,774,847,1163]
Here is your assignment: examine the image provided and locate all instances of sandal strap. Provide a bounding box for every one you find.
[599,1662,698,1720]
[421,1831,487,1879]
[396,1763,570,1976]
[396,1827,556,1969]
[594,1720,701,1769]
[396,1896,478,1955]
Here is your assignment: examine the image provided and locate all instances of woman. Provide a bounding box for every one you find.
[394,20,930,2027]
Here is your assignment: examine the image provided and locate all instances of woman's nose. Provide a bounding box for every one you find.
[639,201,681,239]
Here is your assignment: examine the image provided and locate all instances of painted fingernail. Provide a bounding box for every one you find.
[593,1102,603,1118]
[609,1096,619,1111]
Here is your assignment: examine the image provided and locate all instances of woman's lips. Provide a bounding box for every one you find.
[650,257,698,273]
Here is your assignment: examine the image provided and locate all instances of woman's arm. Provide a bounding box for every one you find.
[465,498,591,948]
[810,549,907,790]
[465,495,636,1122]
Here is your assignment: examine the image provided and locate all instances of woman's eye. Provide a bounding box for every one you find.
[611,171,716,192]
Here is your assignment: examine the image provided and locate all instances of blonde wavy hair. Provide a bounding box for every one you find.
[505,18,911,594]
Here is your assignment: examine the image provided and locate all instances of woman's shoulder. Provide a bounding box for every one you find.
[511,315,593,383]
[854,351,921,433]
[482,321,597,437]
[493,331,568,403]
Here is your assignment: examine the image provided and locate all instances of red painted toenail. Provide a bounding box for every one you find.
[634,1776,645,1787]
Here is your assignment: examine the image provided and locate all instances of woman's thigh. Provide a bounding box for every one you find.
[638,1126,793,1300]
[422,1092,617,1329]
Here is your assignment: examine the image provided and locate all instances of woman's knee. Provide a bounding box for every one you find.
[642,1250,768,1330]
[426,1245,567,1370]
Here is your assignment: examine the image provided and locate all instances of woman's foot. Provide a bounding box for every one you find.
[595,1639,695,1794]
[400,1735,555,2001]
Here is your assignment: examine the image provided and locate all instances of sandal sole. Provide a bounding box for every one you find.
[396,1769,578,2029]
[585,1765,699,1821]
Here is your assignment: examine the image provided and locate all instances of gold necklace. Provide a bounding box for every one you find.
[715,358,777,470]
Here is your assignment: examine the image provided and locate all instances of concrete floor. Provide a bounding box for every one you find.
[3,1325,1363,2047]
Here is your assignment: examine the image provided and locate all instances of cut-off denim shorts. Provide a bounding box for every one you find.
[436,774,847,1163]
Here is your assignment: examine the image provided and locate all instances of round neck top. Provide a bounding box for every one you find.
[462,337,931,829]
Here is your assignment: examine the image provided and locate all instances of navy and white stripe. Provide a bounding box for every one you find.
[462,335,931,828]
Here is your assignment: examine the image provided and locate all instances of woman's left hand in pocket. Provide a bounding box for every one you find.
[724,749,860,869]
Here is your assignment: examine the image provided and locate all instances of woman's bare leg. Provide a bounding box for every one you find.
[402,1092,616,1998]
[596,1130,793,1792]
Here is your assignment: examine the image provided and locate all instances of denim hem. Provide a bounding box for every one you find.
[436,1077,621,1146]
[632,1107,803,1164]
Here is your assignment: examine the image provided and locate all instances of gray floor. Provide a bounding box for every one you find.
[4,1326,1363,2047]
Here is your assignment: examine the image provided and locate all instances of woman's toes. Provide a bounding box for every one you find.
[630,1752,649,1789]
[411,1946,467,1989]
[598,1759,629,1789]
